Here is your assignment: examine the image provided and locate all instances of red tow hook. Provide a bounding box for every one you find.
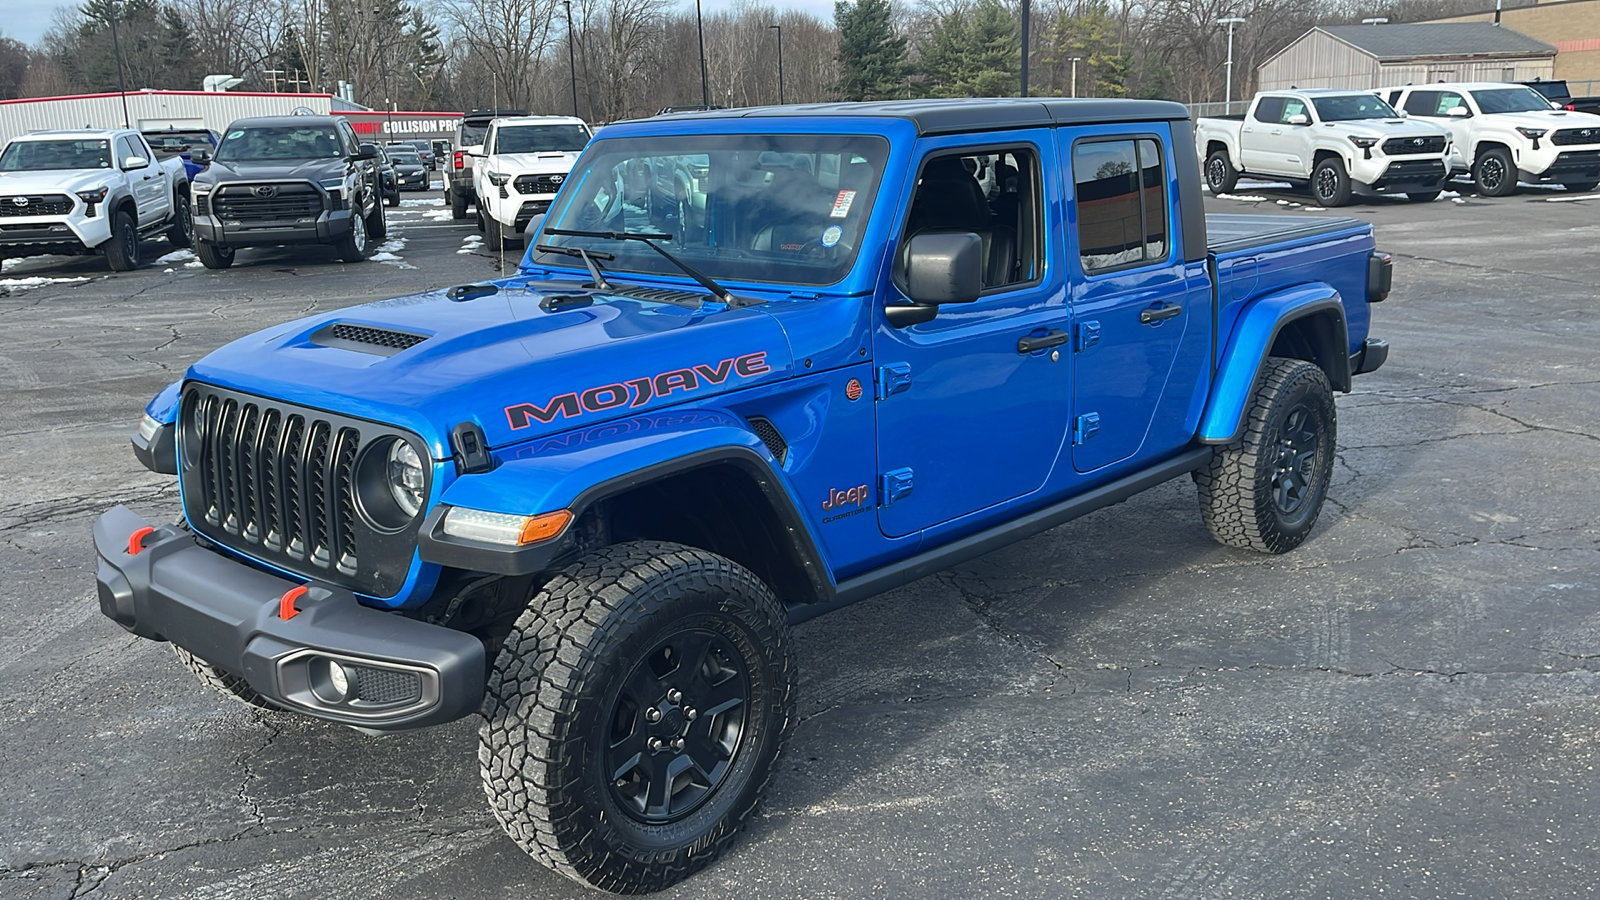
[127,527,156,556]
[279,585,310,621]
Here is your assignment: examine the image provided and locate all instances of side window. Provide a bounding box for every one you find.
[114,135,139,166]
[1279,98,1309,124]
[1385,90,1403,106]
[901,146,1041,290]
[338,122,359,156]
[1251,96,1285,123]
[1436,92,1468,116]
[1403,91,1439,116]
[1073,138,1170,273]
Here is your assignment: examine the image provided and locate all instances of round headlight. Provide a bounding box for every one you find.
[387,441,426,518]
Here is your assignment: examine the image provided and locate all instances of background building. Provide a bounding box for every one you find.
[1428,0,1600,83]
[1258,23,1555,92]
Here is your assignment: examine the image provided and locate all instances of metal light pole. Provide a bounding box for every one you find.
[695,0,709,106]
[1019,0,1031,97]
[1217,17,1246,115]
[107,0,130,128]
[1068,56,1081,98]
[768,24,784,104]
[565,0,579,116]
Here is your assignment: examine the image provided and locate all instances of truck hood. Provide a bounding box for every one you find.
[195,158,345,184]
[0,168,117,195]
[486,151,581,174]
[186,282,794,457]
[1322,119,1450,139]
[1482,109,1600,130]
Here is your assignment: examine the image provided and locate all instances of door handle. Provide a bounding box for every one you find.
[1270,129,1282,136]
[1139,304,1182,324]
[1017,329,1070,353]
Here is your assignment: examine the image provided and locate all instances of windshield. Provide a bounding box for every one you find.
[144,131,215,158]
[1523,81,1568,100]
[390,150,421,163]
[539,133,890,288]
[460,123,489,147]
[216,125,343,162]
[1312,94,1400,121]
[0,138,113,171]
[1471,88,1555,114]
[494,124,590,154]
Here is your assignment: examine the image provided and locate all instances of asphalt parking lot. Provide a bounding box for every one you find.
[2,178,1597,899]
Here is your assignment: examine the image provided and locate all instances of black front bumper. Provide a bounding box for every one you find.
[1363,159,1447,194]
[192,208,355,248]
[94,506,484,731]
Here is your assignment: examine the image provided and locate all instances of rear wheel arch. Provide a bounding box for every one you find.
[1268,306,1351,393]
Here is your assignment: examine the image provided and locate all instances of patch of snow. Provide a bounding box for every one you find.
[400,198,444,207]
[1451,197,1468,205]
[1,276,91,291]
[1275,199,1290,205]
[422,209,456,221]
[1237,181,1294,189]
[1439,190,1460,200]
[155,249,196,265]
[372,237,415,268]
[1544,192,1600,203]
[1217,193,1268,202]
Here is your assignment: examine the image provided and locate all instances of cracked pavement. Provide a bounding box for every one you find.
[2,187,1599,898]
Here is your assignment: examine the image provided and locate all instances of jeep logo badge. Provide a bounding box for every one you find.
[253,185,278,199]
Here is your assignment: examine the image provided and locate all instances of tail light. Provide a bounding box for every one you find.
[1566,103,1578,111]
[453,151,464,170]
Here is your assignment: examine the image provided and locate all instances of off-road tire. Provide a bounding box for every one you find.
[479,541,797,894]
[334,206,372,262]
[1195,357,1336,554]
[195,239,234,269]
[385,190,400,208]
[450,187,469,219]
[1473,147,1518,197]
[104,209,140,271]
[368,200,388,241]
[1311,157,1352,207]
[166,194,193,247]
[1405,190,1441,203]
[1205,149,1239,195]
[1561,181,1598,193]
[172,646,277,710]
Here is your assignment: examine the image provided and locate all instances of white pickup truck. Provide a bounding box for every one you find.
[1197,90,1454,206]
[0,128,190,271]
[1377,82,1600,196]
[473,115,591,248]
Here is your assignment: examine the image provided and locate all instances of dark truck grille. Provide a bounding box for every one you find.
[513,174,565,194]
[212,183,324,222]
[1376,159,1445,186]
[0,194,73,217]
[1552,128,1600,146]
[178,384,424,597]
[1381,135,1446,156]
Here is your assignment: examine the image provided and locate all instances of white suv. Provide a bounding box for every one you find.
[1381,82,1600,196]
[473,116,591,248]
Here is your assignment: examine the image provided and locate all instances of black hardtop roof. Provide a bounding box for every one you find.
[634,98,1192,135]
[227,115,343,128]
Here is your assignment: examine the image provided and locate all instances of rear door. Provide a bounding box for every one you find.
[1065,127,1211,473]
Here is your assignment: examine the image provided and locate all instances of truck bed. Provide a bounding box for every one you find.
[1205,213,1367,255]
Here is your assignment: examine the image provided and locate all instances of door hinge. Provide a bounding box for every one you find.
[1073,413,1100,445]
[1076,320,1101,352]
[879,467,914,505]
[875,362,913,399]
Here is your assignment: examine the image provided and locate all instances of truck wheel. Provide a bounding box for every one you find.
[480,541,796,894]
[1311,157,1352,207]
[1405,190,1441,202]
[1205,149,1239,195]
[172,646,277,711]
[1473,147,1517,197]
[1561,181,1598,193]
[335,208,371,262]
[104,209,141,271]
[1195,357,1336,554]
[166,194,193,248]
[450,188,468,219]
[195,240,235,269]
[385,190,400,208]
[369,202,388,240]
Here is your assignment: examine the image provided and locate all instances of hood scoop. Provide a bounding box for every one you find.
[311,322,429,357]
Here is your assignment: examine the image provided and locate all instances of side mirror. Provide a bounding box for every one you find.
[1397,109,1409,118]
[524,212,546,242]
[1447,106,1471,118]
[357,143,380,160]
[123,155,150,170]
[1552,100,1564,110]
[1286,113,1310,126]
[889,232,982,326]
[189,149,211,165]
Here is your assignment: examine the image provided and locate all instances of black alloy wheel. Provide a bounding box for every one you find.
[606,627,751,825]
[167,194,194,247]
[1312,157,1351,207]
[1206,151,1238,194]
[1474,148,1517,197]
[1270,404,1321,518]
[105,210,140,271]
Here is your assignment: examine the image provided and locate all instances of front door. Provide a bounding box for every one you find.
[1239,96,1285,175]
[872,136,1073,538]
[1066,131,1209,473]
[118,135,165,221]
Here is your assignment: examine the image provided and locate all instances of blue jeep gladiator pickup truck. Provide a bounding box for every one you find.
[94,98,1390,893]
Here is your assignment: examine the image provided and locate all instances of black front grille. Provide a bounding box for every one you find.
[213,184,323,222]
[0,194,73,217]
[514,200,551,230]
[1552,128,1600,146]
[1552,150,1600,170]
[178,384,424,597]
[1381,135,1446,156]
[1377,159,1445,184]
[512,174,565,194]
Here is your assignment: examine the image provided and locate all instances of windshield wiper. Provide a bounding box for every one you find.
[545,228,754,307]
[534,243,614,289]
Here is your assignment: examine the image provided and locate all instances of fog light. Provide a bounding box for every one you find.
[311,656,357,704]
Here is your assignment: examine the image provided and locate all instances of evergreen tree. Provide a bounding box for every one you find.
[964,0,1017,97]
[834,0,908,102]
[918,5,969,99]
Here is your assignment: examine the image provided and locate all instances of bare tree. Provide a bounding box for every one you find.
[445,0,561,109]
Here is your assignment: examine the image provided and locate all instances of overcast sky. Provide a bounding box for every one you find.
[6,0,840,48]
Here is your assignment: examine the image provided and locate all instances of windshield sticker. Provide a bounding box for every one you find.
[227,131,244,140]
[506,351,772,429]
[821,225,843,248]
[830,190,856,218]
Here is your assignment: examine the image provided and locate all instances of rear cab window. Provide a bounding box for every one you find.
[1071,137,1169,274]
